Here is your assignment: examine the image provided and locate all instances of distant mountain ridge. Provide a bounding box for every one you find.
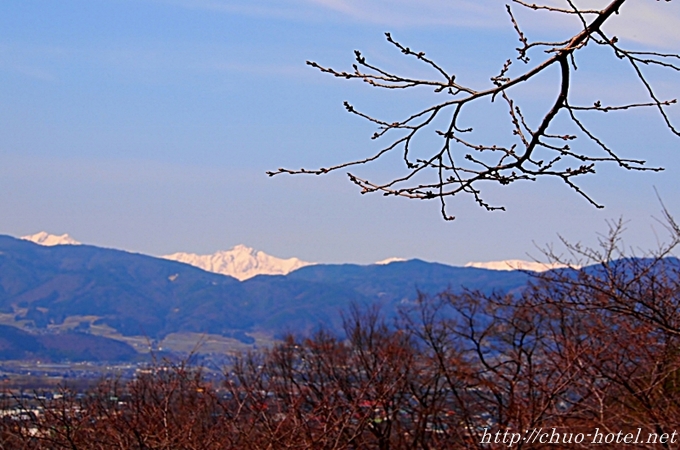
[19,232,560,277]
[162,245,314,281]
[2,232,674,364]
[0,235,532,356]
[465,259,570,272]
[21,231,81,246]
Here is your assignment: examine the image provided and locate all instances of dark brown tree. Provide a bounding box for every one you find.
[268,0,679,220]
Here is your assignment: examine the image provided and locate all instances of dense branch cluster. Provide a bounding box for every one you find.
[268,0,679,220]
[3,224,680,449]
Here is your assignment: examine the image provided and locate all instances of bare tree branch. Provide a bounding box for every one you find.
[268,0,679,220]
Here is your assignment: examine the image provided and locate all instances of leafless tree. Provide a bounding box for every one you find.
[268,0,679,220]
[398,235,680,448]
[227,306,426,449]
[1,361,235,450]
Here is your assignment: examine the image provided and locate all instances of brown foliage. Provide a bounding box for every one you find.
[1,362,235,450]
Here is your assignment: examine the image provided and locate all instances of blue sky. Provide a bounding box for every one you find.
[1,0,680,265]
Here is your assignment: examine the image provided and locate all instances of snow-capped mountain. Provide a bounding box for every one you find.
[162,245,314,281]
[464,259,569,272]
[20,232,565,278]
[21,232,81,246]
[375,257,407,265]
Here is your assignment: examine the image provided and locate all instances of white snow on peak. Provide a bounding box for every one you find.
[162,244,314,281]
[21,232,81,246]
[464,259,569,272]
[375,257,407,265]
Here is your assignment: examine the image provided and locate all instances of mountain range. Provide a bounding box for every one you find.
[22,231,81,247]
[1,233,535,361]
[21,232,557,279]
[464,259,568,271]
[162,245,313,281]
[21,233,316,281]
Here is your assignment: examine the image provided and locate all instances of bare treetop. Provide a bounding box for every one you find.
[268,0,679,220]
